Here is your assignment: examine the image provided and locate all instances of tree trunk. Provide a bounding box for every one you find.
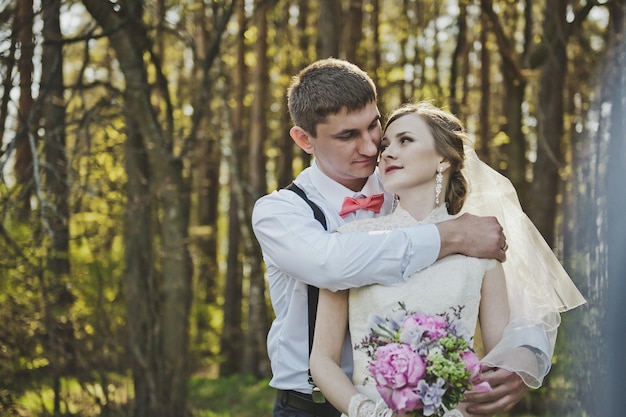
[189,2,234,361]
[0,4,17,147]
[343,0,363,66]
[478,12,491,163]
[124,114,158,417]
[219,0,246,376]
[14,0,34,219]
[415,3,427,97]
[81,2,193,416]
[220,178,243,376]
[369,0,382,107]
[244,0,270,377]
[41,1,73,412]
[193,2,220,306]
[480,0,528,200]
[431,2,443,100]
[449,0,468,116]
[41,0,69,286]
[318,0,341,58]
[530,1,567,244]
[397,0,409,105]
[501,75,527,202]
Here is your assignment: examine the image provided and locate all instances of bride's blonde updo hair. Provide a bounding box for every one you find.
[383,102,469,215]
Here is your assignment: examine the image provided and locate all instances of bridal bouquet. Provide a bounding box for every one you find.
[355,303,491,417]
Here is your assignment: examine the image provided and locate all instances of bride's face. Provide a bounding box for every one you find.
[379,114,445,202]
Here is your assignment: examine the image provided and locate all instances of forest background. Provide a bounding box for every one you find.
[1,0,625,416]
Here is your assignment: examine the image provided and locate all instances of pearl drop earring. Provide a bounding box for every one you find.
[435,165,444,206]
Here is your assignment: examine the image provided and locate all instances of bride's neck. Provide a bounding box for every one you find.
[397,193,438,221]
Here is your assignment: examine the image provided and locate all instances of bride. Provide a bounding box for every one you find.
[309,102,584,417]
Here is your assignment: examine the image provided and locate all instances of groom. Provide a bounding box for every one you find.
[252,58,525,417]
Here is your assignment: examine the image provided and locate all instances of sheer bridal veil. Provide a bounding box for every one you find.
[461,148,586,388]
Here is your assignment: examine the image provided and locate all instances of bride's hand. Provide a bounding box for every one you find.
[462,366,527,415]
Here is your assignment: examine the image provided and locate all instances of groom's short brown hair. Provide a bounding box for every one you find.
[287,58,377,137]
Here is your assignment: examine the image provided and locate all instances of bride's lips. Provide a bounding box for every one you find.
[385,165,401,174]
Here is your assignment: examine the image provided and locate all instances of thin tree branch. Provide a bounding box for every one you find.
[480,0,525,81]
[181,0,236,159]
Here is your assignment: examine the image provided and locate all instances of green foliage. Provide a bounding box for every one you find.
[11,374,133,416]
[7,374,272,417]
[188,375,274,417]
[0,190,128,410]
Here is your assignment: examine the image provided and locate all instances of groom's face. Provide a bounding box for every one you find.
[309,102,382,192]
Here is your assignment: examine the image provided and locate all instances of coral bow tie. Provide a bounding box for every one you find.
[339,193,385,218]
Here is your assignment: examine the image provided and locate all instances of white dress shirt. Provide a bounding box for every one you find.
[251,161,441,394]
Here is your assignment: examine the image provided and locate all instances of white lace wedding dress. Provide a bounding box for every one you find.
[340,205,497,417]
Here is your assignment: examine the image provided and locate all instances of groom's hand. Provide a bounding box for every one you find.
[462,366,527,415]
[436,213,507,261]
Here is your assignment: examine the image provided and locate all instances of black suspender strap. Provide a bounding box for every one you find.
[285,182,327,388]
[286,182,327,230]
[285,183,337,406]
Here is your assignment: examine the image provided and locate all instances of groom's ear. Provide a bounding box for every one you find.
[290,126,314,154]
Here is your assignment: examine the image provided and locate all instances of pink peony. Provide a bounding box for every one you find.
[369,343,426,413]
[461,350,492,392]
[461,350,481,380]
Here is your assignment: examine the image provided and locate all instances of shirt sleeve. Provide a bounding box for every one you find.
[251,191,440,291]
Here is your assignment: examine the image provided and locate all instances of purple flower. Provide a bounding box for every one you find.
[370,343,425,413]
[403,313,447,340]
[369,314,389,329]
[398,319,426,350]
[368,310,405,337]
[448,318,472,343]
[417,378,446,416]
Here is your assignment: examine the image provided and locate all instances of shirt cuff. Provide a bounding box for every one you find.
[400,224,441,280]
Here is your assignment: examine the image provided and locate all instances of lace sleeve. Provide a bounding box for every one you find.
[347,394,393,417]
